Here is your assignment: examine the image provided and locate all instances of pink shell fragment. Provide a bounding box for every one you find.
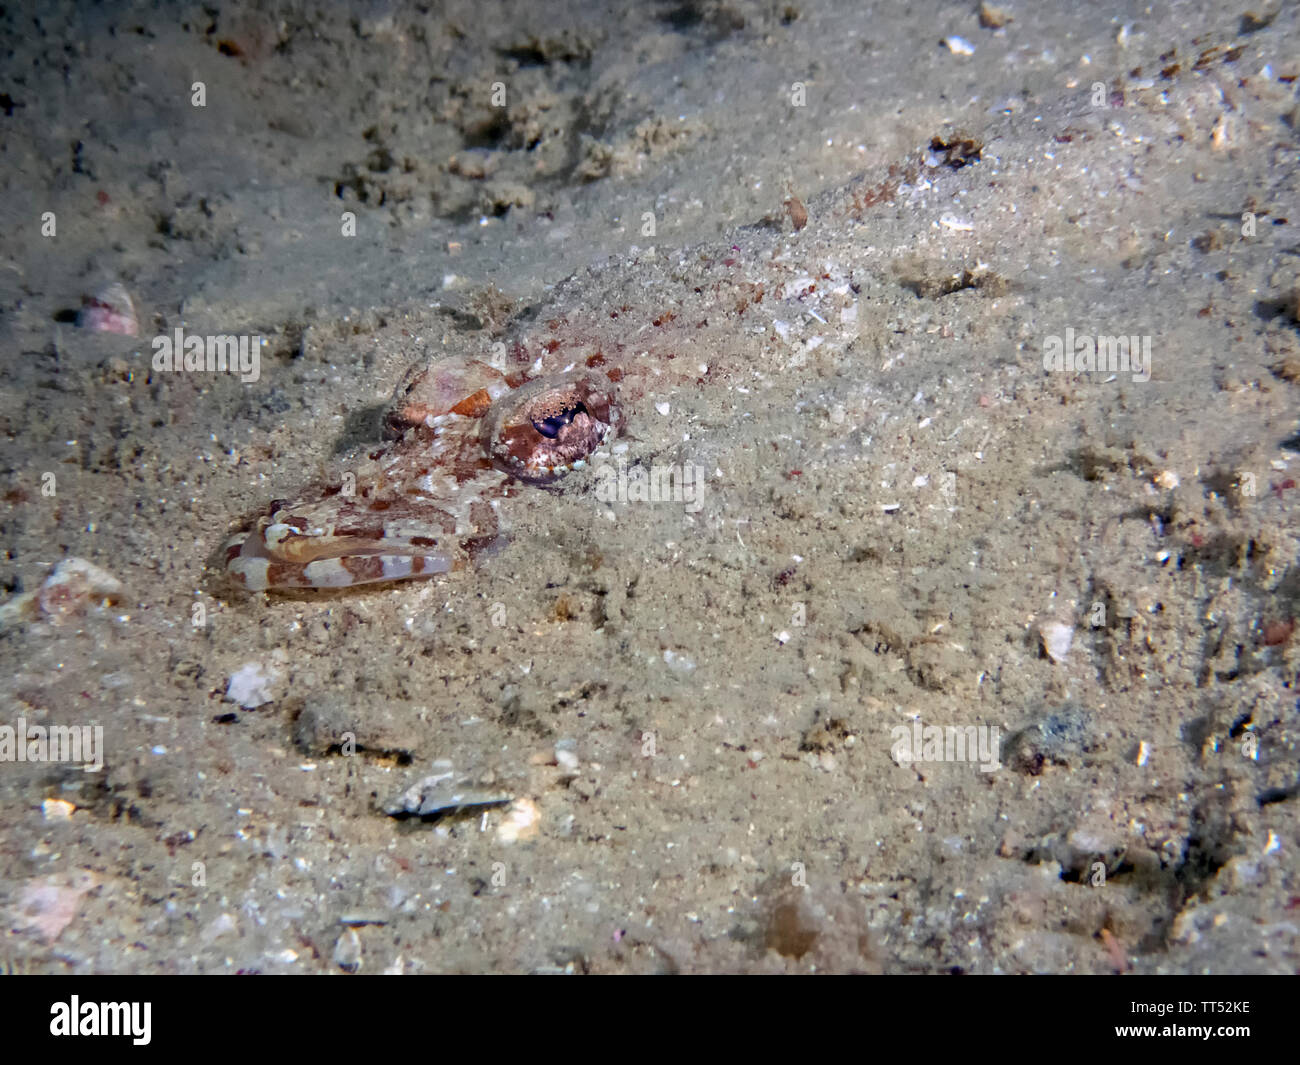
[77,281,139,336]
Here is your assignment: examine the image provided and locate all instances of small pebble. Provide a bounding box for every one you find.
[1005,703,1099,774]
[37,558,123,620]
[1039,621,1074,663]
[979,3,1010,29]
[333,928,363,973]
[200,912,237,944]
[662,649,696,673]
[41,798,75,821]
[554,740,580,774]
[497,798,541,843]
[14,874,96,943]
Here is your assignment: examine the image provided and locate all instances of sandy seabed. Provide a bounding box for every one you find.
[1,0,1299,973]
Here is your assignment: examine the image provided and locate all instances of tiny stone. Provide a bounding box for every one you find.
[555,742,580,774]
[333,928,363,973]
[42,798,75,821]
[1039,621,1074,663]
[497,797,542,842]
[226,661,279,709]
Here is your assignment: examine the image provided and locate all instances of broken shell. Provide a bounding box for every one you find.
[36,558,123,620]
[77,281,138,336]
[1039,621,1075,663]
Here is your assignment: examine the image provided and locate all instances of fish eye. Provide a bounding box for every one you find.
[485,374,620,482]
[532,402,587,438]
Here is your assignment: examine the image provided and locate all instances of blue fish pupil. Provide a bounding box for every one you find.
[533,402,586,438]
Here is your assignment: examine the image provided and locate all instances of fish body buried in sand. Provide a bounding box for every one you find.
[224,355,623,591]
[220,216,811,595]
[222,144,954,594]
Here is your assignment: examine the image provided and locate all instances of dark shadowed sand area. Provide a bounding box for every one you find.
[1,0,1299,973]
